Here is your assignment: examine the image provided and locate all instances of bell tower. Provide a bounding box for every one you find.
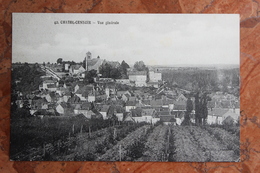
[86,51,91,59]
[85,51,91,71]
[84,57,88,71]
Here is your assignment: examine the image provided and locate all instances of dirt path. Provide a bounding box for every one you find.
[190,126,236,161]
[171,126,206,162]
[171,126,238,162]
[139,125,168,161]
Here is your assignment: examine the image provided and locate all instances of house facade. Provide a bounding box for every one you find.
[128,71,147,87]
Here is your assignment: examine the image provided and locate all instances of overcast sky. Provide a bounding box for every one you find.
[12,13,239,66]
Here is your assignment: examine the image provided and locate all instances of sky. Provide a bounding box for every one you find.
[12,13,239,66]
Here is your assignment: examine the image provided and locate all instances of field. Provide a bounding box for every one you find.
[10,117,240,162]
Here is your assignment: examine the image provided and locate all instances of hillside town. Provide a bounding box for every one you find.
[12,52,240,126]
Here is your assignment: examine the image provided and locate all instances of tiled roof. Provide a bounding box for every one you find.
[142,100,151,105]
[100,105,110,112]
[81,102,92,110]
[71,64,83,70]
[126,101,136,106]
[163,99,173,105]
[116,105,124,113]
[74,104,81,110]
[47,84,56,88]
[208,108,229,117]
[150,100,163,107]
[158,111,171,116]
[68,95,81,103]
[142,108,155,116]
[128,71,147,76]
[87,58,100,66]
[131,108,142,117]
[129,96,136,102]
[124,93,131,98]
[75,86,90,95]
[160,115,176,122]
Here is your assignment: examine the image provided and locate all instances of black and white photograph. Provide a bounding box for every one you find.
[11,13,240,162]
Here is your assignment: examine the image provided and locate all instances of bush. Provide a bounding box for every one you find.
[74,152,96,161]
[95,143,106,154]
[126,140,146,160]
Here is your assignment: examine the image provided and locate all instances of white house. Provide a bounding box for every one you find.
[88,94,96,102]
[56,104,65,115]
[207,108,239,125]
[69,65,85,76]
[115,79,131,85]
[116,113,124,121]
[151,118,160,124]
[132,116,147,123]
[100,105,110,119]
[149,71,162,82]
[125,101,136,112]
[128,71,147,87]
[207,114,223,125]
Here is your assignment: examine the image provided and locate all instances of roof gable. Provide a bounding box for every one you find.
[100,105,110,112]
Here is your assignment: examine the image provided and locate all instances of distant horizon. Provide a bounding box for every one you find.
[12,61,239,69]
[12,58,240,67]
[12,13,239,66]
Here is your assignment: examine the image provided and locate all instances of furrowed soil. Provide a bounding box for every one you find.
[171,126,239,162]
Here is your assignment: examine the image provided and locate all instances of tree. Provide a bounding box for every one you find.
[182,97,193,126]
[99,63,121,79]
[22,100,30,110]
[57,58,63,64]
[195,92,201,125]
[133,61,148,71]
[84,69,97,84]
[194,92,211,126]
[121,60,129,70]
[12,63,45,94]
[119,60,130,78]
[83,58,86,69]
[99,63,112,78]
[186,98,193,113]
[110,68,121,79]
[200,93,209,125]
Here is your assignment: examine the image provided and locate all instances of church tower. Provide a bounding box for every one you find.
[84,56,88,71]
[86,51,91,59]
[85,51,91,71]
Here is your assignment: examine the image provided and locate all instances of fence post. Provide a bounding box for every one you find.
[119,144,122,161]
[43,143,46,157]
[58,140,60,154]
[89,126,91,138]
[72,124,75,134]
[80,125,83,134]
[113,128,117,140]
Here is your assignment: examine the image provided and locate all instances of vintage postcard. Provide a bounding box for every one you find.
[11,13,240,162]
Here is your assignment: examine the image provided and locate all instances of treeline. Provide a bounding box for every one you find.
[12,63,45,94]
[162,68,239,95]
[99,60,149,79]
[11,63,45,118]
[162,69,218,90]
[99,60,130,79]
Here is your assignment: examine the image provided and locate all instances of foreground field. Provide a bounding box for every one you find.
[10,117,240,162]
[171,126,239,162]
